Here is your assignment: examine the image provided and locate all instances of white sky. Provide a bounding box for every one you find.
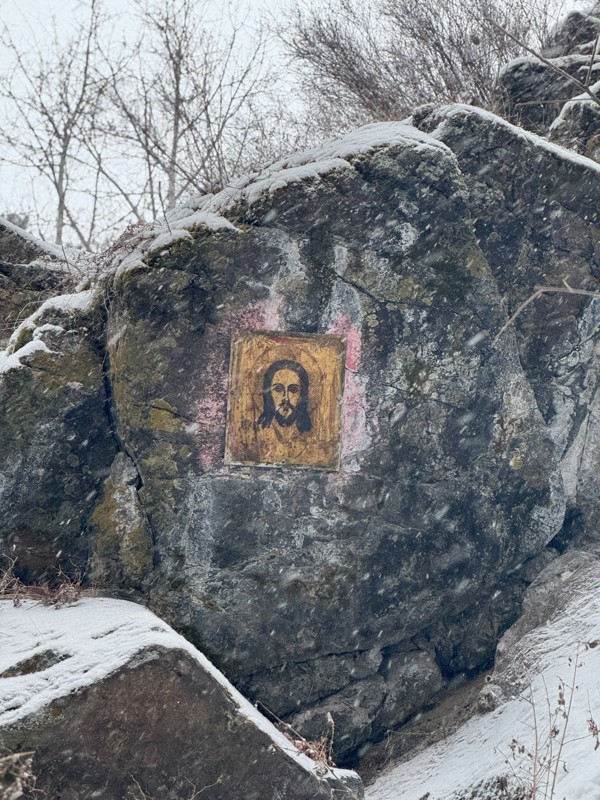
[0,0,294,243]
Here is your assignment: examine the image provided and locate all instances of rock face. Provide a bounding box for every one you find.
[496,6,600,162]
[1,107,599,763]
[0,599,362,800]
[0,291,117,584]
[0,217,73,350]
[99,121,572,759]
[412,104,600,551]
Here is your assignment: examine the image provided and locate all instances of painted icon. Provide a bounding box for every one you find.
[225,331,346,469]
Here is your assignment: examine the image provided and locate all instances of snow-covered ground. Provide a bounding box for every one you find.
[367,556,600,800]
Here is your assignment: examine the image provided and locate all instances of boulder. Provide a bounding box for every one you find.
[2,109,599,762]
[98,122,565,758]
[0,598,362,800]
[495,8,600,161]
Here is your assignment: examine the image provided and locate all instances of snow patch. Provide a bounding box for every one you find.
[0,215,68,261]
[367,559,600,800]
[7,289,96,353]
[429,103,600,174]
[0,340,51,374]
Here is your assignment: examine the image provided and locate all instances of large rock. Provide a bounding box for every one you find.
[412,104,600,547]
[99,123,565,758]
[1,110,598,763]
[0,291,117,583]
[0,599,362,800]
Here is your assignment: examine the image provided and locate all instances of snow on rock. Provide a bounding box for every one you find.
[367,554,600,800]
[0,215,68,262]
[6,288,97,355]
[114,121,450,278]
[0,340,52,374]
[0,598,363,800]
[194,122,450,217]
[426,102,600,173]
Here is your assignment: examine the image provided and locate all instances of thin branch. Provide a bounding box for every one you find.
[585,33,600,88]
[493,283,600,345]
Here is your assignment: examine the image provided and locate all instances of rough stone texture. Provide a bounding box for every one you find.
[0,292,117,582]
[495,9,600,161]
[1,107,599,764]
[90,451,154,589]
[0,599,362,800]
[494,547,598,689]
[99,123,567,760]
[0,218,74,349]
[413,104,600,551]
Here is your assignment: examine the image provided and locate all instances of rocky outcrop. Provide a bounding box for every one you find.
[365,549,600,800]
[0,290,117,583]
[412,104,600,548]
[1,106,599,763]
[96,121,571,759]
[0,217,74,349]
[496,6,600,161]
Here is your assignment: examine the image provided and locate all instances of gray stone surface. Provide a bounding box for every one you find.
[0,291,117,583]
[413,104,600,549]
[100,122,566,759]
[0,218,73,349]
[1,104,599,763]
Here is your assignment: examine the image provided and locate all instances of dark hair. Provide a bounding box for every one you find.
[258,359,312,433]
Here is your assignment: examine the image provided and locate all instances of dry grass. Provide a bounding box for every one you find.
[0,752,36,800]
[0,556,83,608]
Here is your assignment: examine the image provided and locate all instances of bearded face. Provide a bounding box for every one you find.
[269,368,301,427]
[258,359,312,434]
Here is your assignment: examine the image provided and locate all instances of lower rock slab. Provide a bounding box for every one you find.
[0,598,362,800]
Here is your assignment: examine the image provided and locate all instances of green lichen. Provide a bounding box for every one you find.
[403,357,433,391]
[466,248,491,278]
[140,443,179,479]
[91,474,153,588]
[148,399,181,433]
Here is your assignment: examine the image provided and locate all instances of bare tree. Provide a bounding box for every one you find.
[278,0,565,134]
[0,0,109,249]
[0,0,294,249]
[100,0,276,217]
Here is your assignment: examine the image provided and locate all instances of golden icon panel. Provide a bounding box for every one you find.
[225,331,346,470]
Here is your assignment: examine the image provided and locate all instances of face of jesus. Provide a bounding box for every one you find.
[269,368,301,427]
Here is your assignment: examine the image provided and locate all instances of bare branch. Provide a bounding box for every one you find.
[493,285,600,345]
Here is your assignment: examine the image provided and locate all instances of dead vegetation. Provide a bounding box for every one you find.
[0,556,83,609]
[0,752,36,800]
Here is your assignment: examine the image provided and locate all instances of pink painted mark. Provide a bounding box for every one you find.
[234,297,283,332]
[328,313,361,371]
[327,313,371,466]
[194,326,230,471]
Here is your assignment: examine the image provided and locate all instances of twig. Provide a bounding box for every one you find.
[493,283,600,345]
[585,34,600,88]
[157,181,172,234]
